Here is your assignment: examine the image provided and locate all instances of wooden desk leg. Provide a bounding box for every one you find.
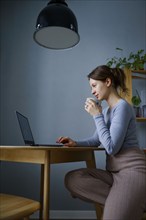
[43,153,50,220]
[85,151,96,168]
[40,164,44,220]
[86,151,103,220]
[95,203,103,220]
[24,217,29,220]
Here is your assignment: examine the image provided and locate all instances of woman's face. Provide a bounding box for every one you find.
[89,78,111,101]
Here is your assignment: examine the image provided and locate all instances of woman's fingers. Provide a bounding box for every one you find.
[56,137,77,147]
[85,98,102,116]
[85,98,96,112]
[56,136,69,144]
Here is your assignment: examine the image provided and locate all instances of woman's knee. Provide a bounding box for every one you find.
[65,168,87,189]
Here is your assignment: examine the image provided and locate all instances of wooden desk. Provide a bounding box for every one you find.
[0,146,102,220]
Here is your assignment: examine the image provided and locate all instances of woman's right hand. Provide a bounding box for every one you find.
[56,136,77,147]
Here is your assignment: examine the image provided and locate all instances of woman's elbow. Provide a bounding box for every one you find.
[105,145,121,155]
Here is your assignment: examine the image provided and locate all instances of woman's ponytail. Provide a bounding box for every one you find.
[111,68,129,95]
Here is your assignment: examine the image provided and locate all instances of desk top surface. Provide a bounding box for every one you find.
[0,145,102,151]
[0,146,145,152]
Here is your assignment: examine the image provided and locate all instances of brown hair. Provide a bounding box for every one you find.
[87,65,128,95]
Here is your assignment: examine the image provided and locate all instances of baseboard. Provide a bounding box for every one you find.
[31,210,97,219]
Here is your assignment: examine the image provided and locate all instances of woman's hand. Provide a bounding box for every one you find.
[56,136,77,147]
[85,98,102,116]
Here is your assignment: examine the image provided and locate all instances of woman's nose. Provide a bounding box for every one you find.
[92,89,95,95]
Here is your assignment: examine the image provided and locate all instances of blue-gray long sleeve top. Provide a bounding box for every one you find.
[77,99,139,155]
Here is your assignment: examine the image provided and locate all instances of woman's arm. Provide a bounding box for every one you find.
[94,101,132,155]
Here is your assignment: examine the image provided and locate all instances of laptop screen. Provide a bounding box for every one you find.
[16,111,35,145]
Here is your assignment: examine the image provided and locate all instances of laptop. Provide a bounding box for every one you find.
[16,111,62,147]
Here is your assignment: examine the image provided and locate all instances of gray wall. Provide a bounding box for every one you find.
[0,0,146,211]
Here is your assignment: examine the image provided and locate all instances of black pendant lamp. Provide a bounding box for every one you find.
[33,0,80,49]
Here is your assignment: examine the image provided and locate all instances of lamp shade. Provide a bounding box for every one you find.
[33,0,80,49]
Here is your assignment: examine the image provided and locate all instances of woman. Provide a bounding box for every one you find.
[57,65,146,220]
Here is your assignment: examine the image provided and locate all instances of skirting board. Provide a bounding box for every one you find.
[31,210,97,219]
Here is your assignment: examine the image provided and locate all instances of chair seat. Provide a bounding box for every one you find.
[0,193,40,220]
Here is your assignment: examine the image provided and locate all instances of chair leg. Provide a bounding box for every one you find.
[95,203,104,220]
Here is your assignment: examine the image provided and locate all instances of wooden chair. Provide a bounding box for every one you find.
[0,193,40,220]
[95,149,146,220]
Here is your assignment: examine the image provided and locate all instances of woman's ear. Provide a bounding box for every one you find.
[106,78,112,87]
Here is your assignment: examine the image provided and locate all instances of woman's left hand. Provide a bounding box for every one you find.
[85,98,102,116]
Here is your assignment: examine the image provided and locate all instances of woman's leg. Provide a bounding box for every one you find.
[103,170,146,220]
[65,168,113,205]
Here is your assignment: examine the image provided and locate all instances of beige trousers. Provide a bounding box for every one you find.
[65,147,146,220]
